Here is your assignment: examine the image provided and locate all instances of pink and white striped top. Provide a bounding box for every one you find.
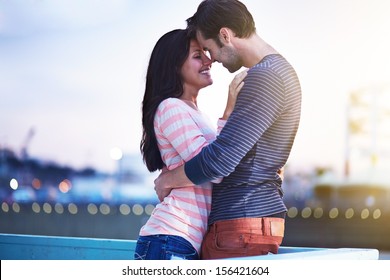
[139,98,225,253]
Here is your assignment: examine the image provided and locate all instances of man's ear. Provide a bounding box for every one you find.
[219,27,232,44]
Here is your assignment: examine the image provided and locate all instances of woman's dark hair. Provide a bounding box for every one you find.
[187,0,255,46]
[140,29,193,172]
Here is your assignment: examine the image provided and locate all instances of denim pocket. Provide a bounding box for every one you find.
[134,239,150,260]
[165,236,199,260]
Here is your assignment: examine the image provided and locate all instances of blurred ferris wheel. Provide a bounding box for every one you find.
[344,84,390,182]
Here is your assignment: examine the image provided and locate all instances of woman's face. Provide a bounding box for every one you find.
[181,39,213,91]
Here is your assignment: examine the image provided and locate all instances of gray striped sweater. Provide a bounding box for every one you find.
[185,54,302,225]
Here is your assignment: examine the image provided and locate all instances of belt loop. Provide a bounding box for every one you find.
[211,223,217,237]
[263,217,271,236]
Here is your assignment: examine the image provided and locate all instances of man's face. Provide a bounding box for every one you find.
[196,31,242,73]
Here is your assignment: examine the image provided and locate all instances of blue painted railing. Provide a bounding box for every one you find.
[0,233,379,260]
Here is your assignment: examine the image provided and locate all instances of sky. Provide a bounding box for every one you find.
[1,0,390,180]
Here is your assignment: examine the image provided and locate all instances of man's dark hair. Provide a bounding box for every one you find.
[187,0,256,46]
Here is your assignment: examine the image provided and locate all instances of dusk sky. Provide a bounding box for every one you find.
[1,0,389,180]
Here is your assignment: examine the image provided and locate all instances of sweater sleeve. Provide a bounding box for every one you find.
[185,68,285,184]
[155,100,210,168]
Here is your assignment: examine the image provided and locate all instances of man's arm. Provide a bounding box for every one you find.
[154,165,192,201]
[182,69,284,185]
[155,69,283,196]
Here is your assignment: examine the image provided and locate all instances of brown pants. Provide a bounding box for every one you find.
[200,217,285,260]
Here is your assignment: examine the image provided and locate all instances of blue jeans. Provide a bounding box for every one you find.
[134,235,199,260]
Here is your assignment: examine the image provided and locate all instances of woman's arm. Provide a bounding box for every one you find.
[221,69,248,120]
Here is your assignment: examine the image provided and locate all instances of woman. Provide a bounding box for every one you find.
[135,29,246,260]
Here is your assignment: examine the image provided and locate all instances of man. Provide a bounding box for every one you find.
[154,0,301,259]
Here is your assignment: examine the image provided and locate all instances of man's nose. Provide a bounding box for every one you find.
[202,55,212,66]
